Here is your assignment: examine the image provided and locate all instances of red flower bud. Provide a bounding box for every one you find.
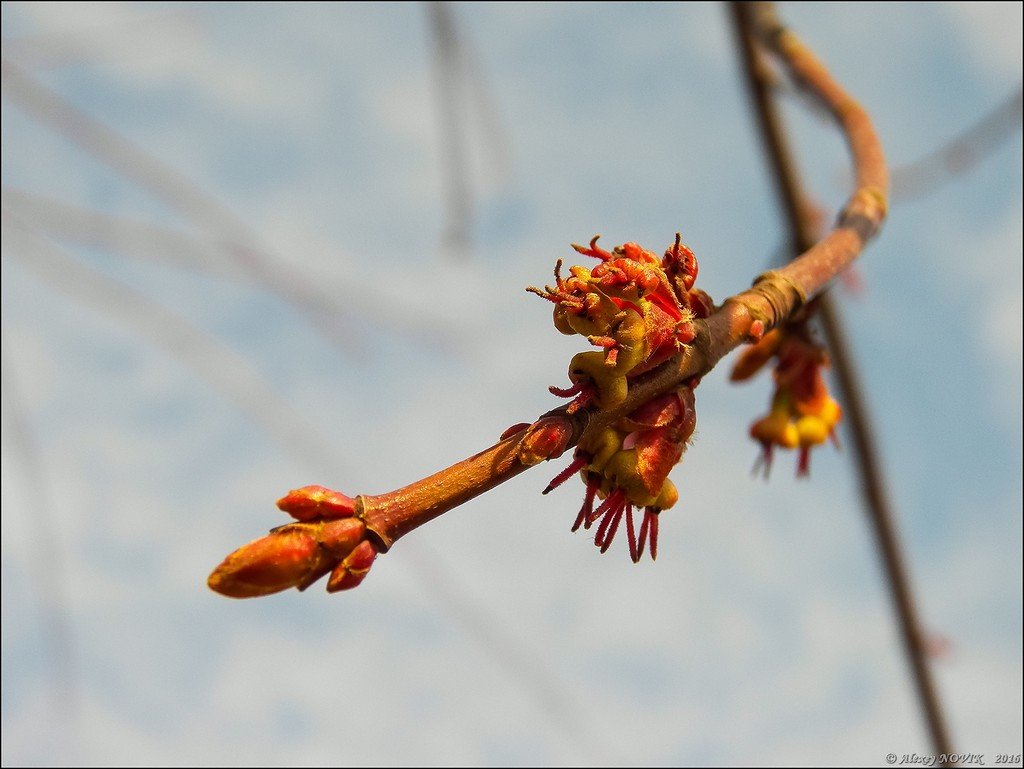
[207,524,332,599]
[208,512,376,598]
[276,485,357,521]
[326,540,378,592]
[517,417,573,466]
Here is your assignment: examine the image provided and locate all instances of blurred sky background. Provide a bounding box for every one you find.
[2,2,1021,766]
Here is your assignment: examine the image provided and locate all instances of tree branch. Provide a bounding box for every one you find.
[893,86,1022,201]
[351,2,888,551]
[730,2,954,761]
[208,4,887,598]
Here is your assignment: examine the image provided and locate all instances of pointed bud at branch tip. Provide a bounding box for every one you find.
[317,517,367,557]
[209,493,377,598]
[207,526,327,599]
[277,485,357,521]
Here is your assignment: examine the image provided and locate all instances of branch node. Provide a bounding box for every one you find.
[750,270,806,327]
[838,185,888,241]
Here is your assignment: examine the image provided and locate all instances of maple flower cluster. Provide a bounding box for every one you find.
[730,323,842,476]
[530,235,712,561]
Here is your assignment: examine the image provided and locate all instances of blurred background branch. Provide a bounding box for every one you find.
[731,4,955,759]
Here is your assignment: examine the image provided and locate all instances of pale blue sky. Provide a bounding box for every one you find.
[2,2,1021,766]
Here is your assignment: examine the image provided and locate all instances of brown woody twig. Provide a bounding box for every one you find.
[353,1,888,552]
[730,2,954,761]
[208,4,887,597]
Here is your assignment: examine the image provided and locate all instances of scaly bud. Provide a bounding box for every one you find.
[207,524,331,599]
[517,416,574,466]
[276,485,357,521]
[208,508,375,599]
[326,540,378,592]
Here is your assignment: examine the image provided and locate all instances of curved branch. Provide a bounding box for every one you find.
[730,2,954,762]
[352,3,888,550]
[206,5,887,565]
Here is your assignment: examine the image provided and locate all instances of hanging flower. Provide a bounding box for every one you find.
[732,324,842,476]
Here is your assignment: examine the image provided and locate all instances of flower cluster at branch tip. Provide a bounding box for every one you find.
[730,323,842,476]
[527,234,713,413]
[531,235,712,561]
[207,485,377,598]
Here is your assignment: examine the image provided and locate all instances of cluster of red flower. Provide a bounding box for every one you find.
[532,235,712,561]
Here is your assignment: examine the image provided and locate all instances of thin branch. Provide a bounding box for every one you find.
[455,13,512,189]
[426,1,474,256]
[0,335,78,748]
[0,7,202,71]
[0,58,245,242]
[730,1,954,762]
[0,187,458,349]
[892,86,1023,201]
[1,188,240,278]
[279,3,889,552]
[0,58,416,354]
[2,210,338,472]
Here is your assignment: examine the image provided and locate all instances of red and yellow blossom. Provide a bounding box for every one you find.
[528,234,712,413]
[732,325,842,476]
[533,234,710,562]
[544,387,697,562]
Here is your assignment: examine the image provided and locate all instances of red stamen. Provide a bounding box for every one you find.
[637,509,650,561]
[571,476,598,532]
[649,510,659,561]
[594,494,625,549]
[544,454,588,495]
[598,505,625,553]
[752,442,774,479]
[797,446,811,477]
[526,286,581,308]
[572,235,614,261]
[549,381,585,398]
[587,489,621,527]
[625,504,638,562]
